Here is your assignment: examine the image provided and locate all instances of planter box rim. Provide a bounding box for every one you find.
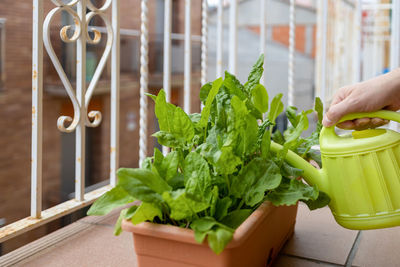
[121,201,278,249]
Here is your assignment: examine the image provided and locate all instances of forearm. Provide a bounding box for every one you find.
[384,68,400,99]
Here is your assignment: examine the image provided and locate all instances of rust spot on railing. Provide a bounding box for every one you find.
[60,28,69,41]
[92,30,101,43]
[110,147,116,153]
[77,157,81,163]
[32,106,36,114]
[33,70,37,80]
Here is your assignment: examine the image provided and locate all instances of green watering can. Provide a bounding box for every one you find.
[270,110,400,230]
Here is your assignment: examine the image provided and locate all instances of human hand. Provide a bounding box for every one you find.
[322,69,400,130]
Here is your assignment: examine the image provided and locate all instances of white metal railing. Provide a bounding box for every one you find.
[228,0,237,74]
[201,0,208,85]
[139,0,149,166]
[216,0,223,78]
[0,0,119,243]
[288,0,296,107]
[0,0,305,255]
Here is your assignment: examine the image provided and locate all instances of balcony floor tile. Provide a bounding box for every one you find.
[282,203,359,265]
[351,226,400,267]
[272,255,340,267]
[15,211,136,267]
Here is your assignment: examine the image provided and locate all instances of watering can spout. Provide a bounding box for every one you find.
[270,142,327,192]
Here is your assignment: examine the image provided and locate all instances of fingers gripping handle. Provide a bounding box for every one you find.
[322,110,400,137]
[338,110,400,124]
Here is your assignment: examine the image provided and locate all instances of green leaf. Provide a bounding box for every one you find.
[231,96,259,156]
[130,202,163,225]
[153,147,164,174]
[194,231,208,244]
[191,216,234,254]
[168,173,185,189]
[145,93,157,101]
[244,54,264,94]
[200,82,212,103]
[152,131,185,149]
[114,205,138,236]
[191,217,217,243]
[307,148,322,167]
[214,197,232,221]
[261,130,271,158]
[114,208,128,236]
[272,130,285,145]
[117,168,171,195]
[231,95,249,121]
[304,190,330,210]
[87,186,135,216]
[282,161,304,178]
[200,78,223,128]
[141,157,152,170]
[244,159,282,206]
[162,189,209,220]
[183,152,212,199]
[117,172,162,203]
[286,106,299,127]
[213,146,242,175]
[210,186,219,217]
[231,158,270,199]
[284,111,309,145]
[155,89,176,132]
[160,150,180,181]
[243,114,259,155]
[266,177,319,206]
[173,107,194,142]
[268,93,284,125]
[315,97,323,123]
[207,226,234,255]
[223,71,247,100]
[191,217,219,233]
[231,158,260,198]
[189,113,202,125]
[251,84,269,113]
[221,209,252,229]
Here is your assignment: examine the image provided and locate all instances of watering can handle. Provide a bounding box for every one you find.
[322,110,400,137]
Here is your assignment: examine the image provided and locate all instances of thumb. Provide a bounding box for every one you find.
[322,99,354,127]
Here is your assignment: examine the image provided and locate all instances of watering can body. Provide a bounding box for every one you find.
[272,110,400,230]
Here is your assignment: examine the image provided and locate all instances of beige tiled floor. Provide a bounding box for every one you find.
[10,203,400,267]
[281,204,358,266]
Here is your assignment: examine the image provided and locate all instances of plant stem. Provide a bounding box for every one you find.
[224,174,231,194]
[171,218,178,226]
[236,199,244,210]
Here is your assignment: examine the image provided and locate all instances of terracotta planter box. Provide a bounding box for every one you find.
[122,202,298,267]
